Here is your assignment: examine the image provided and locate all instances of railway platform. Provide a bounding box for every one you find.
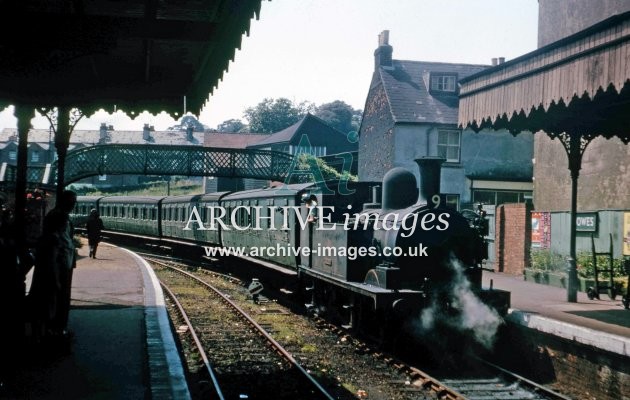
[483,271,630,356]
[2,241,190,400]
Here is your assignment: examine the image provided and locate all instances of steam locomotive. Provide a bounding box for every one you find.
[72,157,509,337]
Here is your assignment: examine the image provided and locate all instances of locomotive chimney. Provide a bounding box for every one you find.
[414,157,444,204]
[381,168,417,210]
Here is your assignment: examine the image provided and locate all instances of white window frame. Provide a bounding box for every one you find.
[437,129,461,163]
[8,150,17,161]
[431,74,457,92]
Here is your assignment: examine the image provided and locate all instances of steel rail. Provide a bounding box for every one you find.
[149,258,335,400]
[476,357,573,400]
[160,281,225,400]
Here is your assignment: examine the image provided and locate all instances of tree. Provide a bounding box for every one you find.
[314,100,362,134]
[287,153,357,183]
[243,98,314,134]
[168,114,207,132]
[216,119,248,133]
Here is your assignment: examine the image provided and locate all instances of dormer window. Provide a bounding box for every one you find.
[430,73,457,93]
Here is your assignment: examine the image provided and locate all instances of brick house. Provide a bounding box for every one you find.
[359,31,534,210]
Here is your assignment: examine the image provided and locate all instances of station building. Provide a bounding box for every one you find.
[531,1,630,258]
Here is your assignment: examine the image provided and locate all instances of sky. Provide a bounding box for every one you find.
[0,0,539,132]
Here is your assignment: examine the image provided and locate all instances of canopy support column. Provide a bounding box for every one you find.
[559,131,593,302]
[13,105,34,246]
[42,107,84,199]
[54,107,71,199]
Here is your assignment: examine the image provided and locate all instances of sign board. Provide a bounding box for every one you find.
[531,211,551,248]
[575,212,597,232]
[624,212,630,256]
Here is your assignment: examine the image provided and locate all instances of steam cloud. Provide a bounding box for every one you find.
[417,254,503,349]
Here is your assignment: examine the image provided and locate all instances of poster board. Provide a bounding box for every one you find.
[532,211,551,249]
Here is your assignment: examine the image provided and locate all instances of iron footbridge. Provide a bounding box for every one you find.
[0,144,295,186]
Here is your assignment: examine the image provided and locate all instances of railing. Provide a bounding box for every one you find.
[0,145,296,186]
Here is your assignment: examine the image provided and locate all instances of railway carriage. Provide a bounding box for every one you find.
[98,196,163,237]
[161,193,228,245]
[71,196,104,228]
[220,184,313,269]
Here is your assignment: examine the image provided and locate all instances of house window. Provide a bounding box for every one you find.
[9,150,16,161]
[438,130,461,162]
[472,190,531,206]
[31,151,40,162]
[430,74,457,92]
[443,194,460,211]
[99,175,107,181]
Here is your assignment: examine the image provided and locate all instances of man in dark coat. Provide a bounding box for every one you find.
[86,208,104,258]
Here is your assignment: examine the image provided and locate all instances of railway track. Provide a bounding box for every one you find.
[312,319,573,400]
[438,358,574,400]
[149,258,335,400]
[141,251,573,400]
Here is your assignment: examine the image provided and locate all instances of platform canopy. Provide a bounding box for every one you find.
[0,0,264,117]
[457,11,630,303]
[458,11,630,142]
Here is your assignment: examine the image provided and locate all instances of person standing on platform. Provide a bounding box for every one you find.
[29,190,77,340]
[86,208,103,258]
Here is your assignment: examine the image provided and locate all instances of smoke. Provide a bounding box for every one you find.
[415,254,503,350]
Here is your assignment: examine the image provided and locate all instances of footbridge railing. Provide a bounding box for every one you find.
[40,144,295,185]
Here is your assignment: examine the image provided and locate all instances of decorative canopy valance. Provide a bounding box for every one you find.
[0,0,264,117]
[458,11,630,142]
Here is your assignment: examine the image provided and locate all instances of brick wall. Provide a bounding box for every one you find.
[494,325,630,400]
[495,203,532,274]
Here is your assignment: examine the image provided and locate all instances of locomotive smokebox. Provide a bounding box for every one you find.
[415,157,445,204]
[382,168,417,210]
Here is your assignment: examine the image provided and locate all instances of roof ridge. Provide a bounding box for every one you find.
[394,59,491,68]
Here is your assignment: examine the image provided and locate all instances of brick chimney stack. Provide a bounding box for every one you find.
[186,125,194,141]
[374,30,393,69]
[99,123,108,143]
[143,124,153,141]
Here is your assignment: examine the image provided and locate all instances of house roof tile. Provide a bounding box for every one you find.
[380,60,488,124]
